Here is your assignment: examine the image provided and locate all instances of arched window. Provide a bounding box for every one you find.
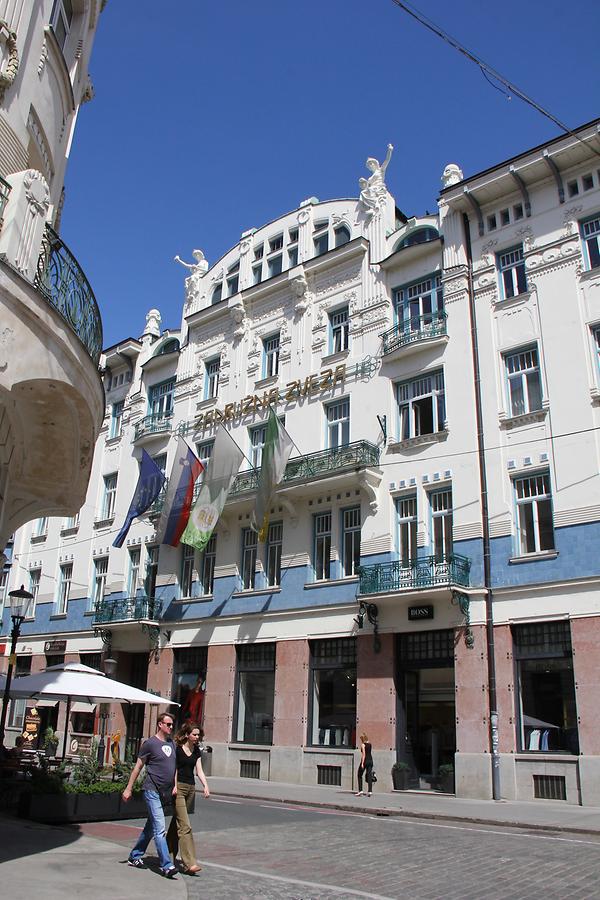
[157,339,179,356]
[334,225,351,248]
[212,283,223,305]
[395,227,438,251]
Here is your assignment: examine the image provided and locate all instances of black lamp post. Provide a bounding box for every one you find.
[0,585,33,746]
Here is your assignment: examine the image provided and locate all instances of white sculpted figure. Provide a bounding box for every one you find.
[359,144,393,213]
[174,249,209,303]
[441,163,464,188]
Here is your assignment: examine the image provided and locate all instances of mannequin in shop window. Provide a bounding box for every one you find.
[182,677,206,724]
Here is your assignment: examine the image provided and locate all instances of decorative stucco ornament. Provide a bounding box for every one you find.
[359,144,393,215]
[292,274,309,314]
[144,308,161,338]
[441,163,464,188]
[0,20,19,101]
[229,299,247,340]
[174,249,208,304]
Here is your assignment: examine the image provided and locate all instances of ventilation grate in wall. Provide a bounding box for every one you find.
[533,774,566,801]
[240,759,260,779]
[317,764,342,786]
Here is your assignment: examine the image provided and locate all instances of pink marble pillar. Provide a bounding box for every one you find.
[455,624,489,753]
[204,644,235,744]
[493,623,517,753]
[273,639,309,747]
[571,616,600,755]
[356,633,395,751]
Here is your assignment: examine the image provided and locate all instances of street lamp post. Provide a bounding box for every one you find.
[96,707,110,766]
[0,585,34,746]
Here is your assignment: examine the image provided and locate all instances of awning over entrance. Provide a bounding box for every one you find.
[70,702,97,713]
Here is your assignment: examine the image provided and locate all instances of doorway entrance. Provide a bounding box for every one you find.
[396,629,455,790]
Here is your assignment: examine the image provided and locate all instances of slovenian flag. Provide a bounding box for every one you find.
[156,437,204,547]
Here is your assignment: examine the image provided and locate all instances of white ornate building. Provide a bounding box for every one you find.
[5,119,600,806]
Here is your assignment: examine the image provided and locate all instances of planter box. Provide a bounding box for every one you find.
[439,774,455,794]
[392,769,410,791]
[19,791,148,823]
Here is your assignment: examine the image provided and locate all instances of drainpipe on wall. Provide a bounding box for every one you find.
[462,213,501,801]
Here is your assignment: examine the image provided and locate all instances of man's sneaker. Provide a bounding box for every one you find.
[128,857,145,869]
[161,866,177,879]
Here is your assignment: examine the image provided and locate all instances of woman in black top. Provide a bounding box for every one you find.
[356,732,374,796]
[166,722,210,874]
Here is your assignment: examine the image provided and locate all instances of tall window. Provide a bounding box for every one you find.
[50,0,73,51]
[200,534,217,595]
[56,563,72,614]
[234,643,276,744]
[205,358,220,399]
[513,622,578,753]
[342,507,361,576]
[287,228,299,267]
[28,568,41,615]
[593,327,600,375]
[172,647,208,725]
[581,214,600,270]
[329,306,349,353]
[145,546,159,598]
[313,512,332,581]
[431,490,453,560]
[309,638,356,747]
[32,517,48,538]
[227,262,239,296]
[181,544,195,598]
[313,220,329,256]
[196,440,214,471]
[505,347,543,417]
[263,333,280,378]
[127,547,140,597]
[497,245,527,299]
[326,398,350,448]
[241,528,257,590]
[63,513,79,530]
[267,237,283,278]
[0,567,8,616]
[394,275,443,331]
[149,379,175,418]
[110,400,124,439]
[397,496,417,566]
[250,423,267,468]
[334,225,351,247]
[212,283,223,304]
[514,472,555,555]
[266,522,282,587]
[102,473,117,520]
[396,371,445,440]
[91,557,108,609]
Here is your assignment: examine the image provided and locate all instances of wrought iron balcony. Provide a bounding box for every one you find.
[92,596,162,625]
[381,309,447,357]
[34,224,103,365]
[358,553,470,595]
[133,411,173,442]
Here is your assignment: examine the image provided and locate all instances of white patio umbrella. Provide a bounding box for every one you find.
[9,662,178,758]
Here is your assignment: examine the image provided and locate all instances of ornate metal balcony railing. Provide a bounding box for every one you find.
[0,174,11,229]
[34,224,103,365]
[92,596,163,625]
[358,553,471,595]
[133,411,173,442]
[381,309,447,357]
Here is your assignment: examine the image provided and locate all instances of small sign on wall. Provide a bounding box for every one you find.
[44,639,67,653]
[408,605,434,621]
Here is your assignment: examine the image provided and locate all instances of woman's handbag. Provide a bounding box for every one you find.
[371,771,378,784]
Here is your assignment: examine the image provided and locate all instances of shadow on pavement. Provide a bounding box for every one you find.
[0,813,83,864]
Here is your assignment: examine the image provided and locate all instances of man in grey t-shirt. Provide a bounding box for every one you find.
[123,712,178,877]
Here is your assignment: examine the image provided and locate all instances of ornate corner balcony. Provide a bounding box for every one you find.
[357,553,471,596]
[34,224,103,365]
[92,595,163,626]
[133,411,173,442]
[381,310,447,360]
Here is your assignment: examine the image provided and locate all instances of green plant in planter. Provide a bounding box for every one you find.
[437,764,454,777]
[41,727,59,751]
[391,761,410,772]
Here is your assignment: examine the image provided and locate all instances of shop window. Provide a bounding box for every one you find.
[396,371,445,440]
[172,647,208,725]
[341,506,361,576]
[80,652,102,671]
[309,638,356,747]
[513,622,579,754]
[234,643,275,744]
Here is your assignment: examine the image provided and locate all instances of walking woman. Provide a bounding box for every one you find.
[166,722,210,875]
[356,732,374,797]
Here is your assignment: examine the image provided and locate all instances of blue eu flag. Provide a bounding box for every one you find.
[113,450,166,548]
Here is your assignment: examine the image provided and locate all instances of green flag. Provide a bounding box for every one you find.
[251,409,294,541]
[180,426,243,551]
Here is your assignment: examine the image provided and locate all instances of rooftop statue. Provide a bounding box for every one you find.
[359,143,393,214]
[174,249,209,303]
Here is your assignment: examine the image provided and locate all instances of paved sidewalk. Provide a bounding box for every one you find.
[208,775,600,834]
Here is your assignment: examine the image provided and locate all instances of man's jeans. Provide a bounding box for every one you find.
[129,789,172,871]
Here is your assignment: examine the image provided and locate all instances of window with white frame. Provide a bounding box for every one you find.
[334,225,351,247]
[32,517,48,538]
[145,546,159,598]
[288,227,299,267]
[397,496,417,566]
[241,528,257,590]
[266,522,282,586]
[250,423,267,468]
[394,275,443,332]
[593,326,600,375]
[149,379,175,418]
[227,262,239,296]
[0,567,8,616]
[91,557,108,609]
[326,398,350,448]
[342,506,361,576]
[50,0,73,51]
[127,547,140,597]
[267,235,283,278]
[313,220,329,256]
[205,357,220,399]
[200,534,216,595]
[497,245,527,299]
[514,472,555,555]
[329,306,349,353]
[313,512,332,581]
[581,214,600,270]
[212,283,223,304]
[8,697,26,730]
[63,513,79,531]
[505,347,543,417]
[28,568,41,611]
[181,544,195,598]
[56,562,72,614]
[102,473,117,520]
[263,333,280,378]
[110,401,124,439]
[430,490,453,560]
[396,371,445,440]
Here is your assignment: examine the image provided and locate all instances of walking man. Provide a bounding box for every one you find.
[122,711,178,877]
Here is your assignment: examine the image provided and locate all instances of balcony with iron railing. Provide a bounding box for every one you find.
[92,595,163,626]
[381,309,447,359]
[34,224,103,365]
[133,411,174,442]
[357,553,470,596]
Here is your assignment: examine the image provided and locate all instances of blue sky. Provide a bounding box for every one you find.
[61,1,600,348]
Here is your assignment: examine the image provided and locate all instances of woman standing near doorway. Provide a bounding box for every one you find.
[166,722,210,875]
[356,732,374,797]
